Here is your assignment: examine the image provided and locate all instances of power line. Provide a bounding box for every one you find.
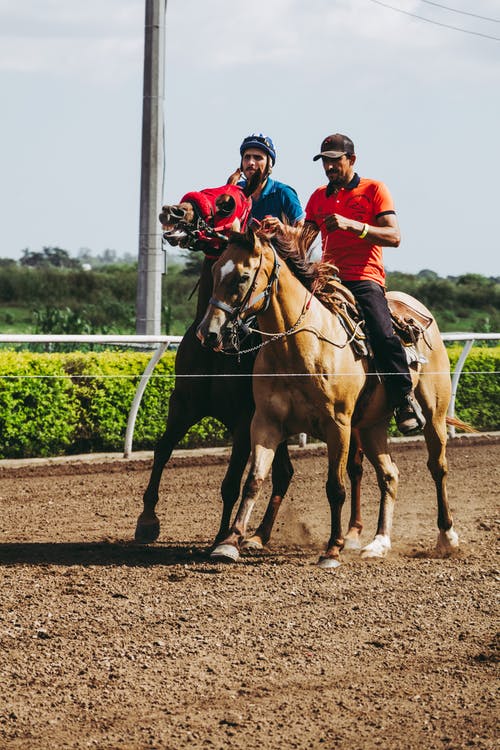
[366,0,500,40]
[419,0,500,23]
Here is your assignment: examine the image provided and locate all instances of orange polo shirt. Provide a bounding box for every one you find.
[305,174,396,287]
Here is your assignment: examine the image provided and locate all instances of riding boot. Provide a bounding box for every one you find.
[394,392,426,435]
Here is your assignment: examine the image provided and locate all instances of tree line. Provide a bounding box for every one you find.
[0,246,498,335]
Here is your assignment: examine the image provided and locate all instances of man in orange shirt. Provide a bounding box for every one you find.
[303,133,425,435]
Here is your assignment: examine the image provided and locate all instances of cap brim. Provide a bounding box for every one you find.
[313,150,346,161]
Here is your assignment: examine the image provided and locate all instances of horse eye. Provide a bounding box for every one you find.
[238,274,251,287]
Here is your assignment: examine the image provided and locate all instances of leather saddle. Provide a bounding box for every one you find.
[317,279,433,365]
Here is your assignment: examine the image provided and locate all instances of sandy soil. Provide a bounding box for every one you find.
[0,436,498,750]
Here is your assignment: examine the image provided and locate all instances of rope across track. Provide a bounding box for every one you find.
[0,371,498,379]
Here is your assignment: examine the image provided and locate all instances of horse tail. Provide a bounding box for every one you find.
[446,416,477,433]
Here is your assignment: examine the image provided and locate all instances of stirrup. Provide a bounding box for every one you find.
[395,394,426,435]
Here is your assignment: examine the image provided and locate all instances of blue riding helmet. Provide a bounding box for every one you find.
[240,133,276,165]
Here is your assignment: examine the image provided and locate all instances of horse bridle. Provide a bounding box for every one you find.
[162,204,229,250]
[208,243,282,348]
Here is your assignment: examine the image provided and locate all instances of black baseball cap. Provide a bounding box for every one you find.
[313,133,355,161]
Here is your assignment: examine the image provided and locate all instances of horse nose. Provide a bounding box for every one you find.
[201,332,221,350]
[159,207,169,224]
[196,323,216,348]
[197,317,223,350]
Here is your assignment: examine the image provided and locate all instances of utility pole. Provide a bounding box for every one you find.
[136,0,166,334]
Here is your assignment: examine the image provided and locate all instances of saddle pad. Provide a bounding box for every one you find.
[387,298,433,329]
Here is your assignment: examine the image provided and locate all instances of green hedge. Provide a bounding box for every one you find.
[447,345,499,431]
[0,350,229,459]
[0,346,497,459]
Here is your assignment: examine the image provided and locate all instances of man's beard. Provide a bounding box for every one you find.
[327,171,347,188]
[326,172,347,195]
[242,164,269,185]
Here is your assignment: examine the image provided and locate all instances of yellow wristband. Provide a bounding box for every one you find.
[358,223,369,239]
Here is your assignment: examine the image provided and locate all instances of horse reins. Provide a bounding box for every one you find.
[208,243,321,357]
[207,243,281,338]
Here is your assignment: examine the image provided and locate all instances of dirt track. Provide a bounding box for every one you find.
[0,436,498,750]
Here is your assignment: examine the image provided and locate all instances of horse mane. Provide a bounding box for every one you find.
[269,225,355,313]
[227,225,357,314]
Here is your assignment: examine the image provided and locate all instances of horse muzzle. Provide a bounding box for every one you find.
[196,323,224,351]
[162,227,188,246]
[200,331,224,352]
[159,204,190,225]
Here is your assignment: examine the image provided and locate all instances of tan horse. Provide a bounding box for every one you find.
[197,226,463,568]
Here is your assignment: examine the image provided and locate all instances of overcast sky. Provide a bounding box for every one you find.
[1,0,499,277]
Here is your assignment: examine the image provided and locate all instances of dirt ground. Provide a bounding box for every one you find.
[0,435,498,750]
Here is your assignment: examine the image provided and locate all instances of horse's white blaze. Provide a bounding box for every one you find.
[436,527,459,554]
[219,259,235,281]
[360,534,391,559]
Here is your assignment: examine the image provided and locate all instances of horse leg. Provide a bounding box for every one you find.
[214,422,251,545]
[210,425,282,563]
[422,410,459,555]
[358,423,399,559]
[343,430,364,550]
[135,391,199,543]
[242,441,294,550]
[318,423,351,569]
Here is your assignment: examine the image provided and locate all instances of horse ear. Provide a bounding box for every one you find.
[245,226,260,256]
[230,218,241,232]
[226,168,241,186]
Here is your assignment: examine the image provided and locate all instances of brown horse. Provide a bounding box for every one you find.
[134,173,294,548]
[197,226,463,567]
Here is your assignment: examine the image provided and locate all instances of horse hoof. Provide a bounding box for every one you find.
[134,519,160,544]
[343,536,362,551]
[317,557,341,570]
[241,536,264,551]
[360,534,391,559]
[436,528,459,555]
[210,544,240,563]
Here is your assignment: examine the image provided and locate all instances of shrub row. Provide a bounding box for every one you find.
[0,350,229,459]
[0,346,497,459]
[447,345,499,431]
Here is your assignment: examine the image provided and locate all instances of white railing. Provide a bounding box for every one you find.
[0,332,497,454]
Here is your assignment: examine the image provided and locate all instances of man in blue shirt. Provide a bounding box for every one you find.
[238,134,304,226]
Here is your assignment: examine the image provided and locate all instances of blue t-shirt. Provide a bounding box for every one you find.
[239,178,304,225]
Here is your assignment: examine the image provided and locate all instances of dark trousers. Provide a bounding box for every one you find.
[343,279,413,408]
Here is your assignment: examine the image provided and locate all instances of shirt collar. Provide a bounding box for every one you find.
[257,177,275,198]
[325,172,360,197]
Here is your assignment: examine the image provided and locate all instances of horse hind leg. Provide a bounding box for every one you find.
[242,441,294,551]
[358,424,398,559]
[343,431,364,551]
[422,413,459,555]
[318,472,346,569]
[318,424,351,570]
